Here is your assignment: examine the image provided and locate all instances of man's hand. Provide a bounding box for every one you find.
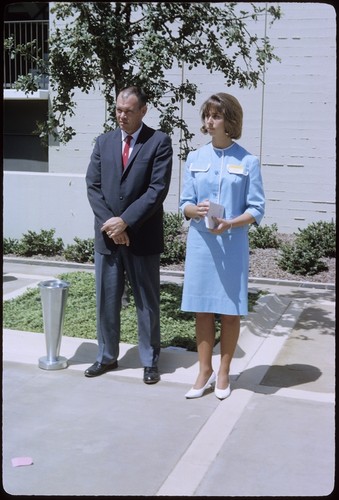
[111,231,129,247]
[101,217,128,238]
[112,230,130,246]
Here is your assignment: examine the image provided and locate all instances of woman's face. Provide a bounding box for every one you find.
[204,106,226,137]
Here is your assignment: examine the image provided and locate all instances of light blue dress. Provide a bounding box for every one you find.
[179,141,265,316]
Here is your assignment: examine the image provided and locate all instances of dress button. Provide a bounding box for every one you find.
[119,196,123,200]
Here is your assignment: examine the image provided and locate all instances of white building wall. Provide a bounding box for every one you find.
[4,172,94,244]
[3,2,336,244]
[260,2,336,231]
[48,87,106,174]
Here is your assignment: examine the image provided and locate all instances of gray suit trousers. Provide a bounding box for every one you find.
[94,249,161,367]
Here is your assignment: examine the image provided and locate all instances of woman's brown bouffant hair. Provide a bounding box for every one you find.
[200,93,243,139]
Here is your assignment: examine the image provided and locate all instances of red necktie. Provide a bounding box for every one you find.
[122,135,132,168]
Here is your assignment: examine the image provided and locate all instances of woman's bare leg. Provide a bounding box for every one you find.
[217,315,240,389]
[193,312,215,389]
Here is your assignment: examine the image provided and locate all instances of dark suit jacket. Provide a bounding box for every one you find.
[86,124,173,256]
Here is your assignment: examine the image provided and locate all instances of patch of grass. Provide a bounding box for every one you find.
[3,272,265,351]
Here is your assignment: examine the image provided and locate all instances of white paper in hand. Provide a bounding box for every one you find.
[205,201,224,229]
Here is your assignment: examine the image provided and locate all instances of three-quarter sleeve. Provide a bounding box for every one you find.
[244,156,265,225]
[179,152,197,217]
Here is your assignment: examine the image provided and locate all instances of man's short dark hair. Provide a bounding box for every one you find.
[119,86,148,107]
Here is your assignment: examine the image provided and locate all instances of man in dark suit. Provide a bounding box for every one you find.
[85,86,173,384]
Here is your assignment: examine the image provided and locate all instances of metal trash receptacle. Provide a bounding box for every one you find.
[38,279,70,370]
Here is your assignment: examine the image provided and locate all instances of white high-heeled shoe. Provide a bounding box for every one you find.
[215,378,231,400]
[185,372,216,399]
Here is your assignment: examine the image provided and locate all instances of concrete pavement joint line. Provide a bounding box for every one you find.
[4,272,54,280]
[155,388,253,496]
[156,300,305,496]
[3,256,94,270]
[265,387,335,403]
[3,283,51,301]
[3,273,58,301]
[156,382,335,496]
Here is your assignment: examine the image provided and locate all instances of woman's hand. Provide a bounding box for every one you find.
[210,213,255,234]
[196,200,210,218]
[183,200,210,220]
[209,217,233,234]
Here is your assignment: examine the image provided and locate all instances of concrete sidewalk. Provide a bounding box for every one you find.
[2,260,336,496]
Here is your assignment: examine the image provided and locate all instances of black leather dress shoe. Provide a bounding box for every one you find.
[84,361,118,377]
[143,366,160,384]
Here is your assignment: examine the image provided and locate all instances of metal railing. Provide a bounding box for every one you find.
[3,20,49,90]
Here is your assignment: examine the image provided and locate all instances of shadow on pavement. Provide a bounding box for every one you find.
[293,306,334,337]
[66,341,199,374]
[67,342,97,365]
[235,363,322,394]
[3,275,18,283]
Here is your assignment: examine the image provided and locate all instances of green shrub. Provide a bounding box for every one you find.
[64,237,95,263]
[277,220,335,276]
[295,220,336,258]
[3,237,21,254]
[277,241,328,276]
[161,212,186,265]
[16,229,64,256]
[249,223,280,249]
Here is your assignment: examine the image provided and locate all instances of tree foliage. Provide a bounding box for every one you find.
[7,1,281,156]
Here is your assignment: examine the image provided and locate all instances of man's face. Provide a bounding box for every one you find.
[116,93,147,134]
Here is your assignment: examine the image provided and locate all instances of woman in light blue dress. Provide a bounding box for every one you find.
[180,93,265,400]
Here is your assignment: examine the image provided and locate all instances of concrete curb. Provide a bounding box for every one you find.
[3,256,336,290]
